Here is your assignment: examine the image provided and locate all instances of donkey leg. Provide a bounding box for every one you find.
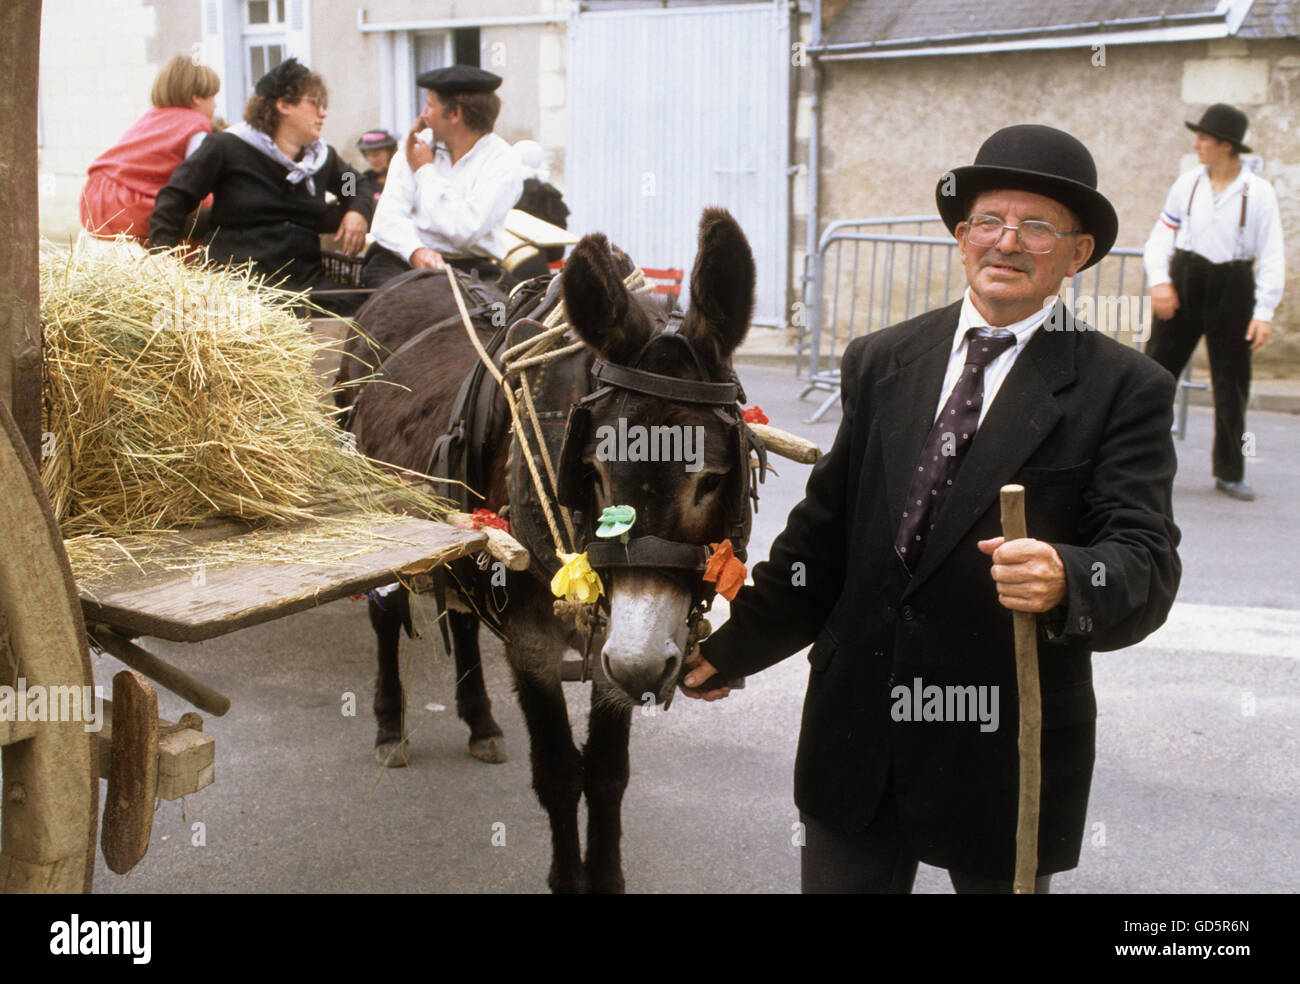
[370,587,410,768]
[583,683,633,894]
[512,663,586,893]
[447,610,507,764]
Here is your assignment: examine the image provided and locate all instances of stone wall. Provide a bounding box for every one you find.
[815,38,1300,369]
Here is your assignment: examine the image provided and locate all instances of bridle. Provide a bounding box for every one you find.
[553,324,768,640]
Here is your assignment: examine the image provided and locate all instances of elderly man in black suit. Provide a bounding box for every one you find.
[682,125,1182,893]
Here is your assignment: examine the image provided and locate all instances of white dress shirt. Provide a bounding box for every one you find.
[371,130,524,262]
[1142,163,1286,322]
[934,288,1054,427]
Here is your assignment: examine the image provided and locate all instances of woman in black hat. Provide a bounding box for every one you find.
[356,129,398,203]
[149,58,373,315]
[1143,103,1286,501]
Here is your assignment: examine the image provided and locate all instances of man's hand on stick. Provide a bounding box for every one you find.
[978,536,1067,612]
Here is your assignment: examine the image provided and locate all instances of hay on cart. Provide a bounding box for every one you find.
[40,240,452,581]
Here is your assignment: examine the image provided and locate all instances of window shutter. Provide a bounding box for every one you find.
[200,0,244,120]
[284,0,312,61]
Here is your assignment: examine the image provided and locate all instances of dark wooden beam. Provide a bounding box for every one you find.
[0,0,44,462]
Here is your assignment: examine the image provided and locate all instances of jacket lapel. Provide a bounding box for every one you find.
[905,301,1078,593]
[871,303,962,526]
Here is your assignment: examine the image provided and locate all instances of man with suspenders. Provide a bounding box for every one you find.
[1144,103,1286,501]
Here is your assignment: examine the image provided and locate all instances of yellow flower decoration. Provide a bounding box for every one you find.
[550,551,605,603]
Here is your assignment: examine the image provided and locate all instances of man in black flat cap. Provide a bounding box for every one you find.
[362,65,524,287]
[1143,103,1286,502]
[682,125,1182,893]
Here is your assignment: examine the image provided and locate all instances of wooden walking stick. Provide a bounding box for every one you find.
[1000,484,1041,895]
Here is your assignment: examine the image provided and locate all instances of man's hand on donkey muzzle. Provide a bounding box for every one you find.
[680,656,732,702]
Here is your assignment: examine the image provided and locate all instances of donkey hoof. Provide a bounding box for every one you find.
[469,735,508,764]
[374,740,410,768]
[589,873,627,895]
[548,866,590,894]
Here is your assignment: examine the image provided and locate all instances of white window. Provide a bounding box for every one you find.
[201,0,311,121]
[375,27,477,135]
[411,31,452,118]
[243,0,288,95]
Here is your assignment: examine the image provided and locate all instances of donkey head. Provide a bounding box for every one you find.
[561,207,755,706]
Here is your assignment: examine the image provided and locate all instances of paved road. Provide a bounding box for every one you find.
[91,362,1298,894]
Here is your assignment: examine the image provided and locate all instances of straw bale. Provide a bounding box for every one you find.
[40,240,452,578]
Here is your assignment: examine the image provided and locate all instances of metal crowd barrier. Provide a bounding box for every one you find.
[796,215,1201,435]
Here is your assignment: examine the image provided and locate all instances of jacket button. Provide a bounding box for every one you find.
[900,605,916,621]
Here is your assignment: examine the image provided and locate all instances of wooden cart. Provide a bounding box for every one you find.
[0,392,504,890]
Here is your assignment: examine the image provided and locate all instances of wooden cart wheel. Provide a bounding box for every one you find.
[0,399,98,893]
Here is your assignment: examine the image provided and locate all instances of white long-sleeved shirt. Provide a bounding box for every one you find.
[370,130,523,262]
[1142,163,1286,322]
[932,288,1054,428]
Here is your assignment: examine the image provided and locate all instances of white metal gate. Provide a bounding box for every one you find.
[566,2,791,325]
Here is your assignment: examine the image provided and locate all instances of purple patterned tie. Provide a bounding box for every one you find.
[895,327,1016,572]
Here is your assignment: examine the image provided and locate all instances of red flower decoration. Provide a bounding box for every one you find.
[703,539,748,602]
[743,406,769,425]
[469,508,510,533]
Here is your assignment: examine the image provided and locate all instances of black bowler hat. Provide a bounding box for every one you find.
[415,65,502,95]
[936,124,1118,270]
[1186,103,1252,153]
[254,57,313,99]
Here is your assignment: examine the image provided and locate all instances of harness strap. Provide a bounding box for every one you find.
[444,267,574,556]
[425,318,512,503]
[591,359,741,405]
[584,537,710,572]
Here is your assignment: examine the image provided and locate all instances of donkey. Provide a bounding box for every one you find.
[337,267,513,768]
[343,209,759,892]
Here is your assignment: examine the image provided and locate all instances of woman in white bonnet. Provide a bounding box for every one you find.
[514,139,549,183]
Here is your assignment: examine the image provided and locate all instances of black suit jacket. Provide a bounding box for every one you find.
[702,300,1181,878]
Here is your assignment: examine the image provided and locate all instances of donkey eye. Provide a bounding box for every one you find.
[693,472,724,505]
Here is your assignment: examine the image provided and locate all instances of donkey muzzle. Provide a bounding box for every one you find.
[600,571,691,707]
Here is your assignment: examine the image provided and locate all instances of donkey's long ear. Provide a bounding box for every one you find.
[682,208,755,369]
[562,233,652,363]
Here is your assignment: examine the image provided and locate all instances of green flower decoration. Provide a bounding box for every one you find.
[596,504,636,540]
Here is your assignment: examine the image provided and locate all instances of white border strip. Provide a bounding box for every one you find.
[819,22,1232,60]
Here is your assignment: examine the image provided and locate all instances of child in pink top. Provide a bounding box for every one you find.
[80,54,221,240]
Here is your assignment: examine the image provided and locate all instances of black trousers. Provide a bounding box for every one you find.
[799,781,1053,894]
[360,243,514,290]
[1146,249,1255,482]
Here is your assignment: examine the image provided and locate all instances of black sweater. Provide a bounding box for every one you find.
[150,131,373,294]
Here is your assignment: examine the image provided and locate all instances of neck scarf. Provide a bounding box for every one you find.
[228,121,329,195]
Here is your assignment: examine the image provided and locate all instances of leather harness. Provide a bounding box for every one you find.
[365,271,769,650]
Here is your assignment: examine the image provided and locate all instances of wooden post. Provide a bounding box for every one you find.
[0,0,45,461]
[1000,484,1042,895]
